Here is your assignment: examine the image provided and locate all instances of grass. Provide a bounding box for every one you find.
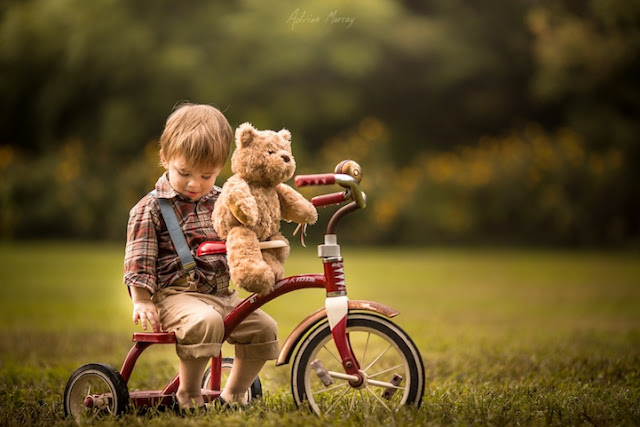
[0,242,639,425]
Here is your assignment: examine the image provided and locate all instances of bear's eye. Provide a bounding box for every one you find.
[268,150,275,155]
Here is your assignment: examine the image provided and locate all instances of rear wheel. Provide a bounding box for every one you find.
[202,357,262,401]
[63,363,130,421]
[291,313,424,417]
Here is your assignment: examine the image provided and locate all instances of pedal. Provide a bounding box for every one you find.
[310,359,334,387]
[381,374,403,400]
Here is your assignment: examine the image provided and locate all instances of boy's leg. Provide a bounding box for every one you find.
[220,358,266,404]
[177,357,210,408]
[156,289,226,408]
[223,305,280,404]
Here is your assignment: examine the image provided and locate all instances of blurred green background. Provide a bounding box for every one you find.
[1,3,640,424]
[1,0,639,247]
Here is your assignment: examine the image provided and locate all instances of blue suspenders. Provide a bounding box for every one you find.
[150,190,197,273]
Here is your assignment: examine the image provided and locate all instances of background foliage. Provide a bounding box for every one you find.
[1,0,638,246]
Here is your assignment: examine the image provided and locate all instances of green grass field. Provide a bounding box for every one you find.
[1,242,639,425]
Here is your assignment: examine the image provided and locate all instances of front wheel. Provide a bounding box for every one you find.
[291,313,425,417]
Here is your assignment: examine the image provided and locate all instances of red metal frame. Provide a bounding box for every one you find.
[116,272,350,408]
[323,258,347,295]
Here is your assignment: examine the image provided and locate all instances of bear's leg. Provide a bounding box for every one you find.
[268,233,290,263]
[227,227,275,295]
[262,252,284,282]
[262,233,289,282]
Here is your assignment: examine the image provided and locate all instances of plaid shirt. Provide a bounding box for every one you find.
[123,172,229,295]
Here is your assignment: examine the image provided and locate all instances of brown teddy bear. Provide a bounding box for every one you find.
[213,122,318,295]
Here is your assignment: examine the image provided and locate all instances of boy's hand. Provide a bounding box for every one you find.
[132,300,162,333]
[130,286,162,333]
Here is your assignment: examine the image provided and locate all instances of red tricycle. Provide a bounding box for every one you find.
[63,160,425,420]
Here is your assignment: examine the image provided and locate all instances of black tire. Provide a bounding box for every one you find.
[291,313,425,417]
[63,363,129,420]
[202,357,263,401]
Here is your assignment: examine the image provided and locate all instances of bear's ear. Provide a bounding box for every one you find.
[236,122,256,148]
[278,128,291,142]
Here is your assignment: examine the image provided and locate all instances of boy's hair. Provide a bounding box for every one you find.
[160,103,232,170]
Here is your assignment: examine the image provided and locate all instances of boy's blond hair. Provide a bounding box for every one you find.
[160,103,232,170]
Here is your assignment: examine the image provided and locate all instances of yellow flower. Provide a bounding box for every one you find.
[0,146,14,170]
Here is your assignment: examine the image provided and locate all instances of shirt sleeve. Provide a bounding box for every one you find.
[123,195,160,295]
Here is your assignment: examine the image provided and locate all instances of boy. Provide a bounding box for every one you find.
[123,103,279,410]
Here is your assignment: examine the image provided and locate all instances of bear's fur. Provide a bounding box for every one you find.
[213,122,317,295]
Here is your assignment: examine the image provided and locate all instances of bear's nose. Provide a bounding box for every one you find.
[281,154,290,163]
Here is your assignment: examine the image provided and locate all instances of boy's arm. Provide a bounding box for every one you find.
[124,195,160,295]
[130,286,162,333]
[124,195,161,333]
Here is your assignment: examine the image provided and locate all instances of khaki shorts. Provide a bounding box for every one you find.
[154,284,279,361]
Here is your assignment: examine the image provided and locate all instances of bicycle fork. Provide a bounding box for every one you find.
[322,252,365,387]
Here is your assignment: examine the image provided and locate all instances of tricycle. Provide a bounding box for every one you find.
[63,160,425,420]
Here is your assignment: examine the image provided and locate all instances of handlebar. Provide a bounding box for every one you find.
[294,174,336,187]
[295,173,366,209]
[311,192,348,207]
[294,160,365,247]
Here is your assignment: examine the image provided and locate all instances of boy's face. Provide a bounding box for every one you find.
[161,154,221,202]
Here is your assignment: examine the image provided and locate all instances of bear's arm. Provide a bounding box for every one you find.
[226,178,259,226]
[276,183,318,225]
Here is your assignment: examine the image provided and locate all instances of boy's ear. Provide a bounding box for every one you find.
[236,122,256,148]
[278,128,291,142]
[159,149,169,169]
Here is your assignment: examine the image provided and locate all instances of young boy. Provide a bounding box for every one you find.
[123,103,279,410]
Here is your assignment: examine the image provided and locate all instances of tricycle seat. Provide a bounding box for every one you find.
[197,240,287,256]
[197,241,227,256]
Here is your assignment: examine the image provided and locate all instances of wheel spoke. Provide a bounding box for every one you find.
[367,364,405,379]
[323,386,352,416]
[369,381,404,391]
[362,343,393,373]
[311,381,348,396]
[364,386,393,413]
[349,388,357,411]
[367,379,401,389]
[321,344,342,365]
[361,332,371,367]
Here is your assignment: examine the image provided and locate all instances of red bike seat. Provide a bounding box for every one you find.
[197,240,286,256]
[197,241,227,256]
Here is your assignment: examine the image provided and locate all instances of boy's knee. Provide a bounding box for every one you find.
[199,310,224,337]
[180,309,224,343]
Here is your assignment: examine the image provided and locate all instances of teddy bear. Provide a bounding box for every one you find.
[212,122,318,295]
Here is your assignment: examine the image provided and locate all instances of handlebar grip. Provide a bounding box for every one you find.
[312,192,347,207]
[294,174,336,187]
